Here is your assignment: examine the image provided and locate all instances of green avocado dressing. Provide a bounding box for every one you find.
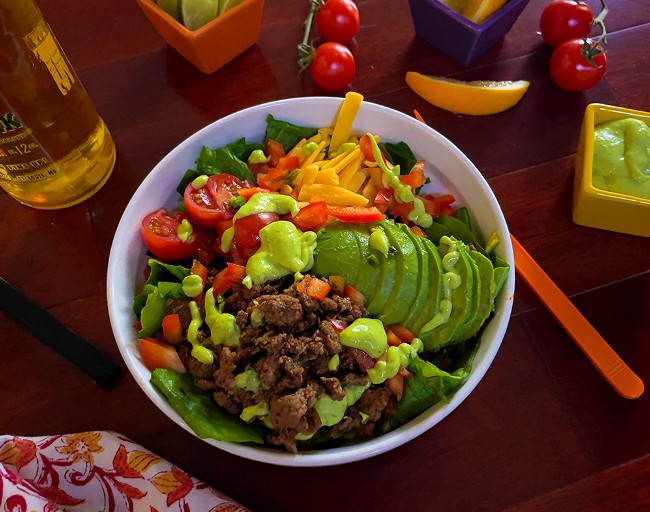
[369,226,390,257]
[187,301,214,364]
[243,221,317,287]
[421,236,461,333]
[181,274,203,297]
[177,219,193,242]
[314,383,370,427]
[367,338,423,385]
[367,134,433,228]
[221,193,301,253]
[204,289,240,348]
[339,318,387,358]
[592,118,650,199]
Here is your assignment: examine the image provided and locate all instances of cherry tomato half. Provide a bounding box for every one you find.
[316,0,360,44]
[549,38,607,91]
[310,42,356,92]
[141,209,199,262]
[540,0,593,47]
[183,174,245,227]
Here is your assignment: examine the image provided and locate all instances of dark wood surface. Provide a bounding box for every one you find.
[2,0,649,510]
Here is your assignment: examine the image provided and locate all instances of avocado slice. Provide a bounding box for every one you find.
[365,225,398,316]
[418,236,474,351]
[313,222,363,288]
[351,226,385,308]
[377,220,419,325]
[459,250,497,342]
[452,249,482,342]
[410,236,444,335]
[399,224,430,330]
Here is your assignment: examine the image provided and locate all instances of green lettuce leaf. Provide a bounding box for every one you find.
[151,369,264,444]
[264,114,318,153]
[380,141,417,176]
[391,345,476,428]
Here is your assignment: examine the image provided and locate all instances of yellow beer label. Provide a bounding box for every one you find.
[23,19,74,96]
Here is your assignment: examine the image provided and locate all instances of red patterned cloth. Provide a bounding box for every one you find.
[0,431,249,512]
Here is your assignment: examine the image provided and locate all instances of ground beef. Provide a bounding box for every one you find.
[177,276,399,452]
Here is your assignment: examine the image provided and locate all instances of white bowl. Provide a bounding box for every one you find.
[107,96,515,467]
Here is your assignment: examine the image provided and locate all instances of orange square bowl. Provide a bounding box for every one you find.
[135,0,264,74]
[573,103,650,237]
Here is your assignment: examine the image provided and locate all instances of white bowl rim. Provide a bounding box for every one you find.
[107,96,515,467]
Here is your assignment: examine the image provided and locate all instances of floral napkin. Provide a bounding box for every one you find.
[0,431,249,512]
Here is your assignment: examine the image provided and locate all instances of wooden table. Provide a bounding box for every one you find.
[2,0,649,510]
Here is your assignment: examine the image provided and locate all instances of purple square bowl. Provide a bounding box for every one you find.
[408,0,531,66]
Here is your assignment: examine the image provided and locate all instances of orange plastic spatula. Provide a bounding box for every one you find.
[510,234,644,399]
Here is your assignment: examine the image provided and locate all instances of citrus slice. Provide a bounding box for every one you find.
[405,71,530,116]
[156,0,181,21]
[181,0,219,30]
[462,0,508,23]
[438,0,467,14]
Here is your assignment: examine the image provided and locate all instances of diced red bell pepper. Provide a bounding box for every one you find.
[286,201,329,232]
[386,328,402,347]
[212,262,247,296]
[277,156,300,171]
[162,313,184,345]
[327,206,385,223]
[410,225,427,238]
[329,318,347,333]
[423,193,456,217]
[373,187,394,214]
[239,187,275,200]
[386,372,405,400]
[359,134,388,164]
[387,323,415,342]
[400,161,426,189]
[295,275,331,301]
[257,168,289,191]
[344,283,365,306]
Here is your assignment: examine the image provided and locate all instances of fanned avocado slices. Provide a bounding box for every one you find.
[312,219,509,353]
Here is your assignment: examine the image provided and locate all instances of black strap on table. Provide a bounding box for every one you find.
[0,277,121,388]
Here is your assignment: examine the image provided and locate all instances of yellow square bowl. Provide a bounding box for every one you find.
[136,0,264,74]
[573,103,650,237]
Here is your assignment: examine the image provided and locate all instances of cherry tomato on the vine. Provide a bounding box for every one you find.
[310,41,356,91]
[540,0,594,47]
[549,38,607,91]
[316,0,360,44]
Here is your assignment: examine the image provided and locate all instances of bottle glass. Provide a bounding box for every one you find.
[0,0,116,209]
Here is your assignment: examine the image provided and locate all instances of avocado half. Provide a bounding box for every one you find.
[312,220,507,352]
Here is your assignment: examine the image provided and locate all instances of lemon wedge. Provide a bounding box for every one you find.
[405,71,530,116]
[462,0,508,23]
[181,0,219,30]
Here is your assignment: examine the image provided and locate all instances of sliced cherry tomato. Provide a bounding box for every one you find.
[212,263,247,296]
[265,140,285,167]
[310,42,356,92]
[386,328,403,347]
[316,0,360,44]
[390,199,413,224]
[233,212,280,250]
[387,323,415,342]
[162,314,184,345]
[327,205,384,223]
[183,174,245,227]
[540,0,594,47]
[141,209,199,262]
[286,201,329,232]
[549,38,607,91]
[386,372,405,400]
[138,337,186,373]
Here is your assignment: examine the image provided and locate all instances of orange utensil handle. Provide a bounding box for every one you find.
[510,234,644,399]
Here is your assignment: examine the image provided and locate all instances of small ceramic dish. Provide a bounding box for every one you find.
[573,103,650,238]
[407,0,530,66]
[135,0,264,74]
